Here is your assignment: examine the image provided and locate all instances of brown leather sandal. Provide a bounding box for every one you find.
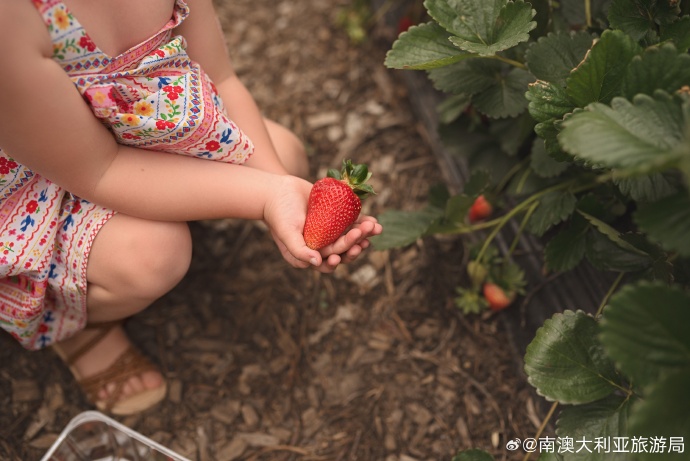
[52,323,167,415]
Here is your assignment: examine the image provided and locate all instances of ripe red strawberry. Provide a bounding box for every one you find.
[303,160,375,250]
[398,16,414,34]
[482,283,516,311]
[468,195,493,223]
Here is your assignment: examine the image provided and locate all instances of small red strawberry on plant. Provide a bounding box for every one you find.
[481,258,525,312]
[303,159,375,250]
[482,283,516,311]
[455,244,525,315]
[398,16,414,34]
[468,195,493,223]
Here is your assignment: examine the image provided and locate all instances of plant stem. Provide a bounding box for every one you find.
[508,201,539,256]
[488,54,528,70]
[592,271,634,397]
[584,0,592,27]
[460,169,612,263]
[595,272,624,318]
[475,178,583,264]
[495,157,530,195]
[522,401,559,461]
[433,216,505,235]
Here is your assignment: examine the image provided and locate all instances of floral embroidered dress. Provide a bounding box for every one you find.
[0,0,253,350]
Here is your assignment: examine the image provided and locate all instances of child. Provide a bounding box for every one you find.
[0,0,382,415]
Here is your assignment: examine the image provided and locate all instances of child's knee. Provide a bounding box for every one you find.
[89,217,192,302]
[284,133,308,178]
[130,222,191,298]
[265,118,309,178]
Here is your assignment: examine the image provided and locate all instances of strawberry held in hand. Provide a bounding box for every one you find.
[303,160,375,250]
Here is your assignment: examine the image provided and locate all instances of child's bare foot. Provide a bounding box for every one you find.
[53,323,166,414]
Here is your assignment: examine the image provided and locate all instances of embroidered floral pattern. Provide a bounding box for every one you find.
[1,0,254,350]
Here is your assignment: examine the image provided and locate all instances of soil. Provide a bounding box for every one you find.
[0,1,542,460]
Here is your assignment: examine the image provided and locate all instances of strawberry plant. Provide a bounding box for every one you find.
[374,0,690,459]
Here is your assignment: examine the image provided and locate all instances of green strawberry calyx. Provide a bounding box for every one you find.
[326,159,376,199]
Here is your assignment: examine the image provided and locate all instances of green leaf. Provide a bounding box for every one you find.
[614,172,677,202]
[384,22,472,70]
[438,93,473,124]
[426,0,537,56]
[585,230,653,272]
[428,58,500,94]
[488,113,536,156]
[608,0,681,42]
[622,43,690,99]
[424,0,464,34]
[544,219,588,272]
[534,119,571,162]
[559,92,687,174]
[530,137,569,178]
[472,67,536,118]
[660,15,690,52]
[429,59,535,118]
[461,171,492,197]
[445,194,475,224]
[600,283,690,389]
[555,395,633,461]
[525,31,595,87]
[526,80,576,123]
[620,233,674,283]
[452,448,495,461]
[566,30,642,107]
[428,183,452,209]
[526,191,578,236]
[628,369,690,460]
[524,310,620,404]
[370,208,442,249]
[635,191,690,256]
[578,211,649,256]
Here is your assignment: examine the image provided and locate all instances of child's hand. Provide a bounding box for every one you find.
[262,176,382,273]
[314,216,382,273]
[262,175,320,269]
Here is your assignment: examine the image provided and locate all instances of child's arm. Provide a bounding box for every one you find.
[0,2,322,268]
[174,0,290,175]
[174,0,384,262]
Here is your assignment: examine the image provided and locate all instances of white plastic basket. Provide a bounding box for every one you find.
[41,411,191,461]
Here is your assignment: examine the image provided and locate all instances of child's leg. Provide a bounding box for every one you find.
[85,215,192,322]
[264,118,309,178]
[56,214,192,401]
[56,119,302,405]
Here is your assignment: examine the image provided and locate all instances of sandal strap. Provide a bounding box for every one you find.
[78,345,159,412]
[60,321,121,366]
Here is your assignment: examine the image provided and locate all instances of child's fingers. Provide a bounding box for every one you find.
[340,243,363,265]
[356,215,379,225]
[274,230,322,268]
[306,216,382,271]
[319,227,363,256]
[354,219,382,239]
[322,253,342,272]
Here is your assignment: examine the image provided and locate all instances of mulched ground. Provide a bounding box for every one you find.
[0,1,541,460]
